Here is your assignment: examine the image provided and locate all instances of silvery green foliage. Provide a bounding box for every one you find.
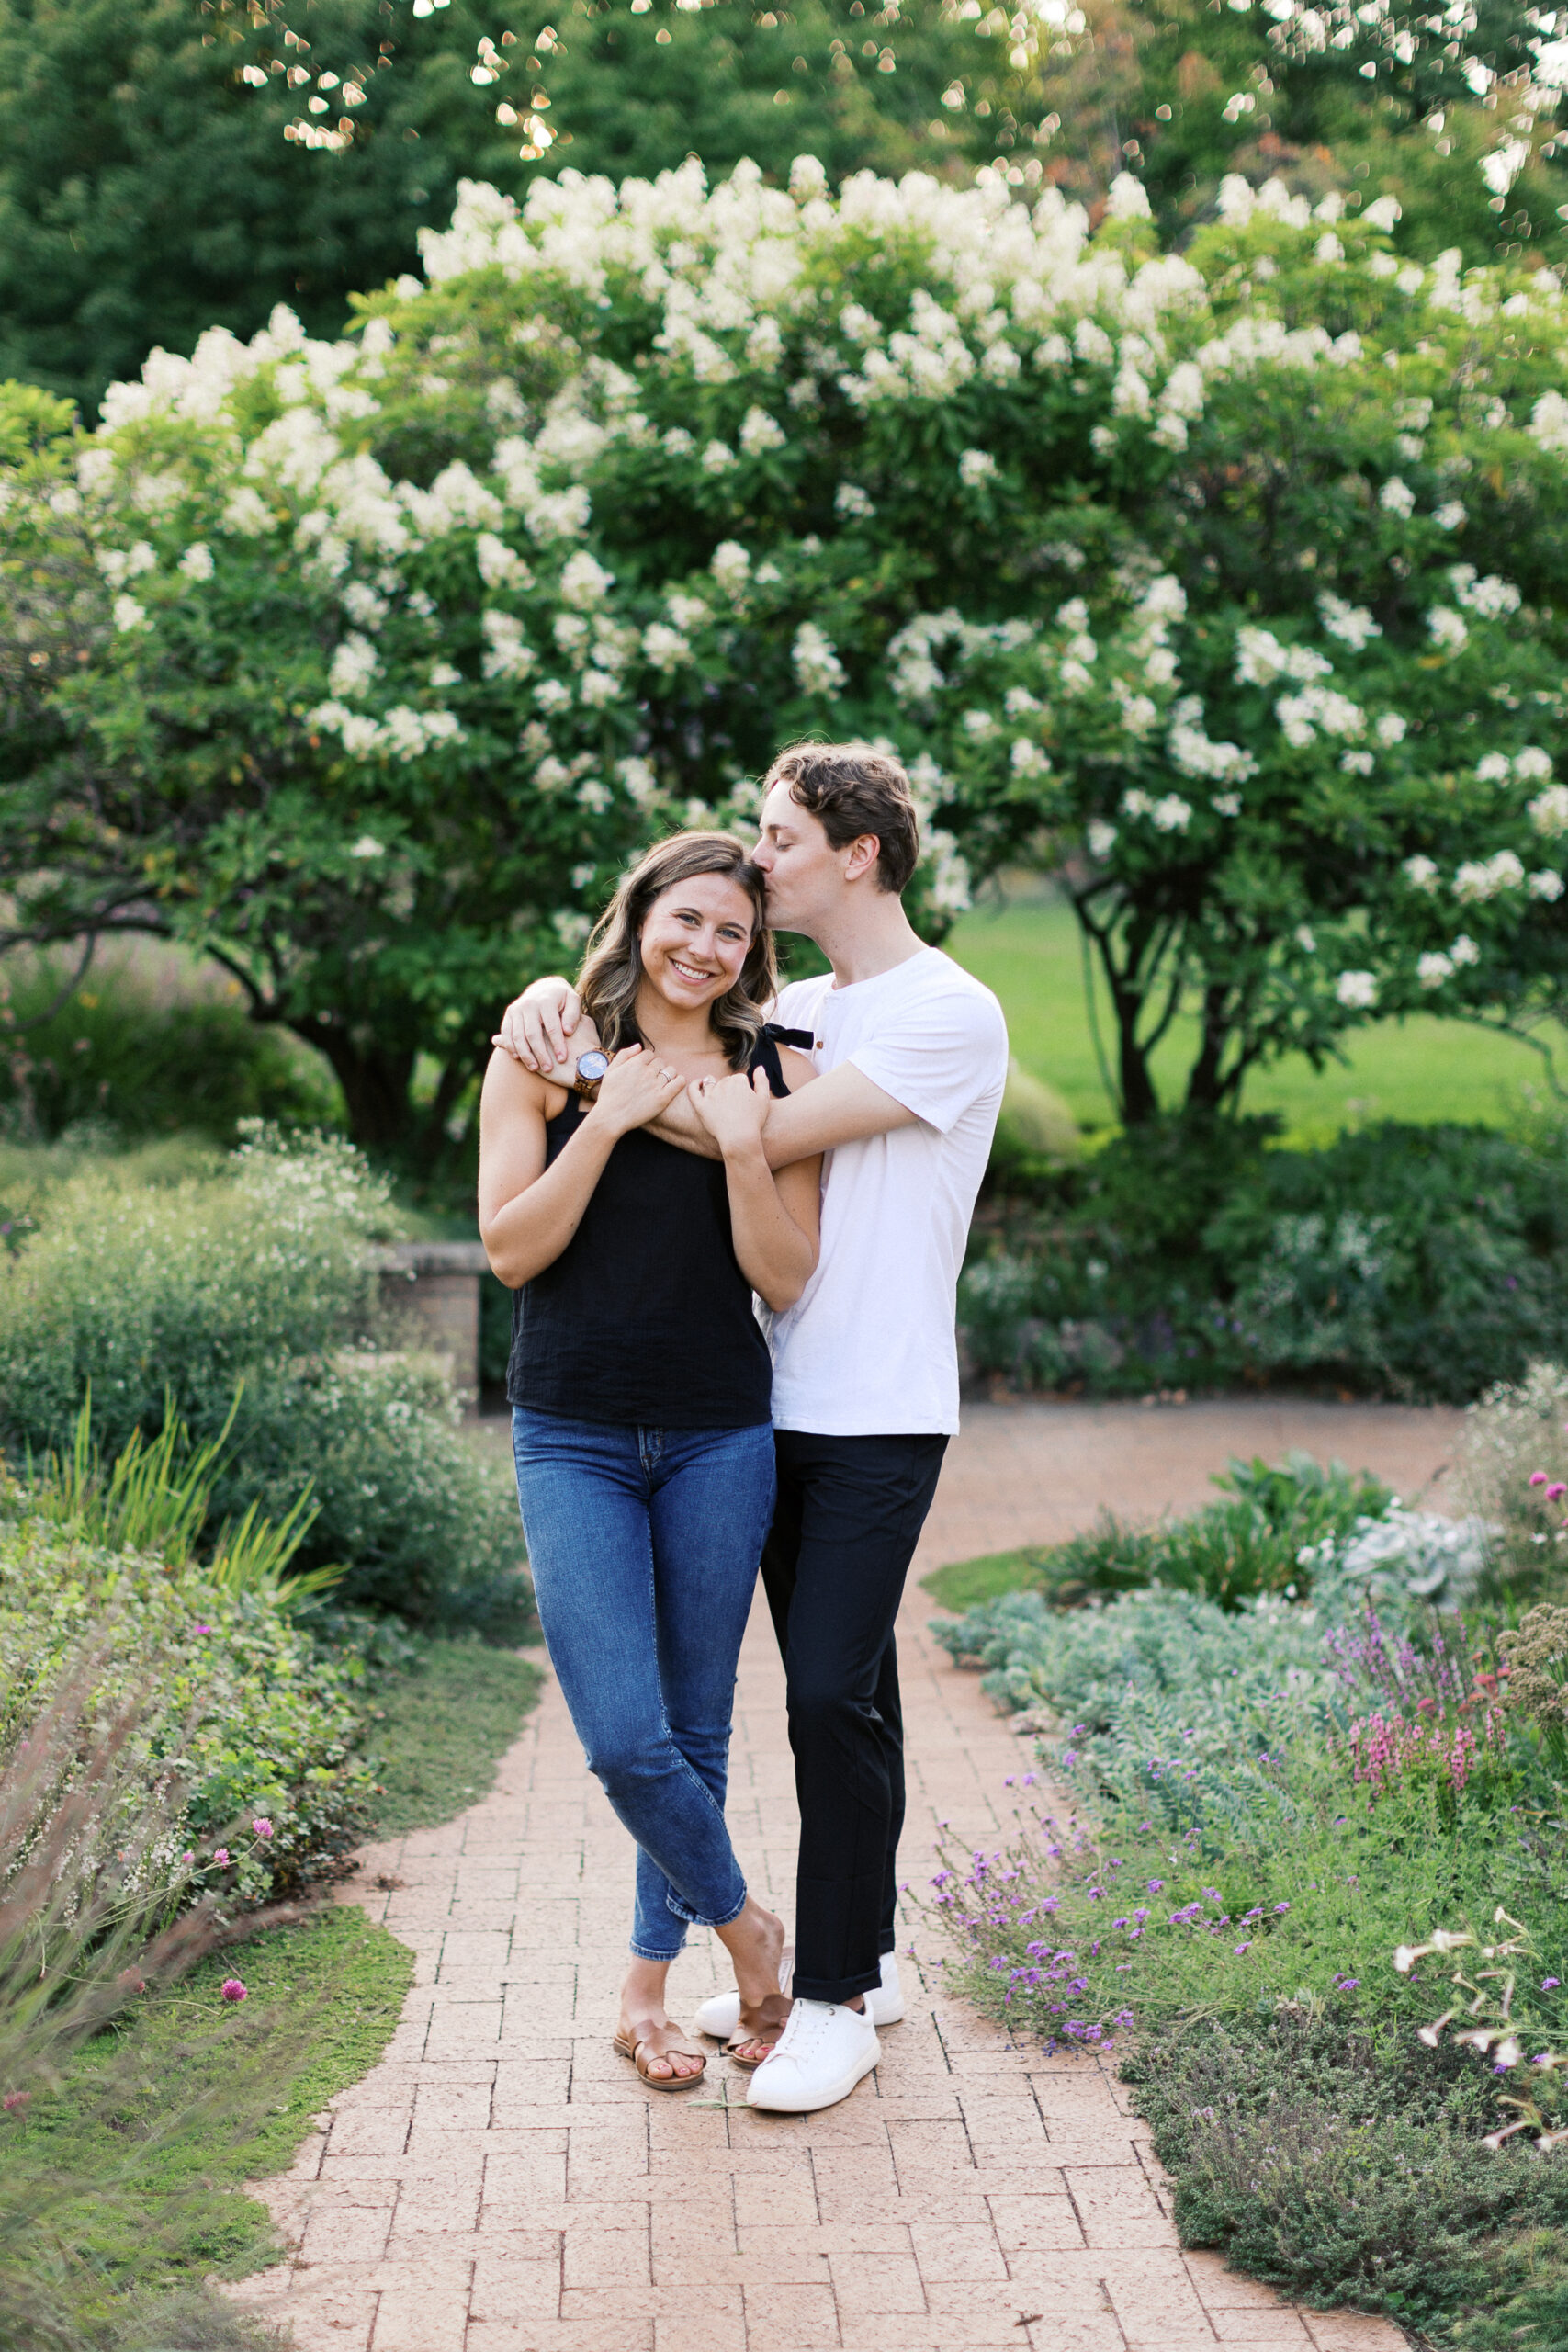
[936,1582,1342,1841]
[1300,1504,1493,1610]
[932,1490,1479,1840]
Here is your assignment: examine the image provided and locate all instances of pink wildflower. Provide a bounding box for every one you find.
[220,1978,247,2004]
[251,1817,274,1839]
[3,2090,29,2113]
[213,1848,231,1867]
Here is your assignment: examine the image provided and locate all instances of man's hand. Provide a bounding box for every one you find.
[689,1069,773,1159]
[493,975,583,1073]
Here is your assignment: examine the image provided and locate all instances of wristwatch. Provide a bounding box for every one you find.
[570,1048,610,1100]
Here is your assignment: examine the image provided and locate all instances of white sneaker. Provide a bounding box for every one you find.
[746,1998,879,2113]
[695,1951,904,2041]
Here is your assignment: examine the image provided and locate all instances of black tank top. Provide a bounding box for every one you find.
[505,1025,810,1430]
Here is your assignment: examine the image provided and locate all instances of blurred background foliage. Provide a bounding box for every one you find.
[1,0,1565,422]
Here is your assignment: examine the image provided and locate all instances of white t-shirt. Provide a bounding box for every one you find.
[766,946,1008,1437]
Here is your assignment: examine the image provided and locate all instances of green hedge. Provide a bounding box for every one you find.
[964,1117,1568,1405]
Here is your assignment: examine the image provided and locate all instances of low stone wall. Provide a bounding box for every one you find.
[377,1240,491,1403]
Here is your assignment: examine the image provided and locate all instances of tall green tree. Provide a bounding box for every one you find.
[6,0,1566,425]
[4,162,1568,1159]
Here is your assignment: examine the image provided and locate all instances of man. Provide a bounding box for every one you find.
[497,741,1008,2112]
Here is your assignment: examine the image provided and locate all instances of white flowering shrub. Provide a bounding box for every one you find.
[5,157,1568,1141]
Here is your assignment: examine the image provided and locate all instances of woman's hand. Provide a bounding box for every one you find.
[588,1045,688,1139]
[689,1069,773,1159]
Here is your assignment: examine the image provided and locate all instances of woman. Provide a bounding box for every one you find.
[478,832,818,2089]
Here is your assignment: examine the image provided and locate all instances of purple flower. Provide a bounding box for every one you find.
[1146,1879,1164,1894]
[1273,1902,1291,1915]
[220,1978,247,2004]
[252,1817,274,1839]
[213,1848,231,1867]
[193,1623,212,1635]
[1234,1942,1251,1955]
[1543,1977,1562,1991]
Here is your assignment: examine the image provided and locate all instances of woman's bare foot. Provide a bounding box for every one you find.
[714,1898,791,2064]
[617,1956,704,2083]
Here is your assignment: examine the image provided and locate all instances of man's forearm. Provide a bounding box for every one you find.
[648,1093,723,1159]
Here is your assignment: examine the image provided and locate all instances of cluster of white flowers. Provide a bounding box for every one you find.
[310,700,465,762]
[1530,783,1568,837]
[1168,702,1257,784]
[1235,626,1332,686]
[792,621,846,695]
[1449,564,1522,619]
[1122,787,1194,832]
[1416,935,1481,988]
[1453,849,1526,901]
[1317,593,1382,651]
[1276,683,1365,747]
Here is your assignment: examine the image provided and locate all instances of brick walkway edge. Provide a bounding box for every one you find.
[231,1398,1460,2352]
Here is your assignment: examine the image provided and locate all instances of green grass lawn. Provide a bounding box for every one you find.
[367,1636,544,1837]
[0,1645,542,2349]
[2,1908,412,2346]
[922,1547,1048,1613]
[946,888,1567,1147]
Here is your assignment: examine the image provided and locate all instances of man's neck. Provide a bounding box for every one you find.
[809,892,929,989]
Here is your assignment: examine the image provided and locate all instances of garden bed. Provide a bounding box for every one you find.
[928,1398,1568,2347]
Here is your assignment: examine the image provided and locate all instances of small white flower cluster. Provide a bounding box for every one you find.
[310,700,465,762]
[1449,563,1522,619]
[1416,935,1481,989]
[1122,787,1194,833]
[1453,850,1526,902]
[792,621,846,696]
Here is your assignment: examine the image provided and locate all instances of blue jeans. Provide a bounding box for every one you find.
[511,1408,776,1962]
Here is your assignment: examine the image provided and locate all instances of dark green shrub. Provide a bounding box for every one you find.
[0,954,341,1145]
[1125,2013,1568,2340]
[964,1117,1568,1404]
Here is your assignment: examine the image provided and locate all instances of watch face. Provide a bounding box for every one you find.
[577,1049,610,1083]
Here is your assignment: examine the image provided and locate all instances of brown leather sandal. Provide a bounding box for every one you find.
[724,1993,792,2072]
[613,2020,707,2091]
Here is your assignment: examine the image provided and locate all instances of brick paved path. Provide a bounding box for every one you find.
[232,1398,1461,2352]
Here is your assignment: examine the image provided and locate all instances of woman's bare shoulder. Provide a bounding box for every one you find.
[482,1046,569,1119]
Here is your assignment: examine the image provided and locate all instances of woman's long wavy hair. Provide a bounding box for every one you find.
[576,831,775,1072]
